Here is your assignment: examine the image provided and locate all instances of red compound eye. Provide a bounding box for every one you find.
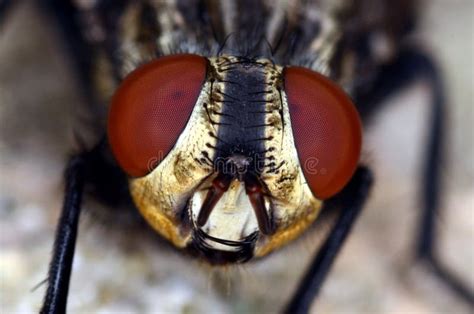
[284,67,362,199]
[108,54,207,177]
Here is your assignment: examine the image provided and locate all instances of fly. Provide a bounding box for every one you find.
[1,0,471,312]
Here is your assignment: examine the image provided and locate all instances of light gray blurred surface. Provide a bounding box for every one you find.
[1,1,473,313]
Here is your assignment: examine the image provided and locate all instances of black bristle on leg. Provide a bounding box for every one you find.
[284,166,374,314]
[40,137,137,313]
[41,155,86,314]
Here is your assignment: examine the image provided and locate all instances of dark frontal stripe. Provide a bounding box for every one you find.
[214,60,269,173]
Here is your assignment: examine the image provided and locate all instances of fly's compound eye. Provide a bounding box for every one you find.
[284,67,362,199]
[108,54,207,177]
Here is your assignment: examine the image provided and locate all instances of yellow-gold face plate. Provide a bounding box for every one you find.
[129,55,323,263]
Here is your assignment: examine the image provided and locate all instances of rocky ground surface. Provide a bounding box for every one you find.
[1,1,473,313]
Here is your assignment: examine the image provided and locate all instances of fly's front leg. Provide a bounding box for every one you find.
[40,139,133,313]
[355,48,474,305]
[284,166,374,314]
[41,154,86,314]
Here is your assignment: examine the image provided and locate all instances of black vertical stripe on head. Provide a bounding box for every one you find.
[214,59,269,176]
[96,0,130,82]
[135,2,162,56]
[234,0,270,57]
[176,0,217,52]
[272,2,321,64]
[203,0,227,44]
[206,0,271,58]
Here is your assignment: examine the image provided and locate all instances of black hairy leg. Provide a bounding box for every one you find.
[40,140,133,314]
[355,48,474,306]
[41,155,85,314]
[284,166,374,314]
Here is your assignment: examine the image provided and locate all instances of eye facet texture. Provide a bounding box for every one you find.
[284,67,362,199]
[108,54,207,177]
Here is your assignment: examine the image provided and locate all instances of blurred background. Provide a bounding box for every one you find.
[0,1,472,313]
